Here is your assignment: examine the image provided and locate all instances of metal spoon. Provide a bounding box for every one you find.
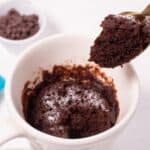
[120,4,150,21]
[89,4,150,68]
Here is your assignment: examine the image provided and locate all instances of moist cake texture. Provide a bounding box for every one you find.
[90,15,150,67]
[22,65,119,138]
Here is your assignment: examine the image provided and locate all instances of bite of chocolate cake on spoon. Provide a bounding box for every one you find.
[89,4,150,68]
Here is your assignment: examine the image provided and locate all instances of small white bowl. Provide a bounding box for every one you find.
[0,0,46,55]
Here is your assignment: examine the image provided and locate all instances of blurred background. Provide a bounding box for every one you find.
[0,0,149,149]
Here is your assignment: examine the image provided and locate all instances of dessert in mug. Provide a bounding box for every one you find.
[21,6,150,139]
[22,65,119,138]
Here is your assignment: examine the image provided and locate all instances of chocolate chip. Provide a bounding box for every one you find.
[0,8,39,40]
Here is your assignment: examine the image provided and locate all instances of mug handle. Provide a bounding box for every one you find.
[0,116,24,145]
[0,116,40,149]
[0,44,41,149]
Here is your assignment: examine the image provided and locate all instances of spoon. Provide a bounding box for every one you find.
[89,4,150,68]
[120,4,150,21]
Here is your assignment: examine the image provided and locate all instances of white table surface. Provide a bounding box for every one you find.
[0,0,150,149]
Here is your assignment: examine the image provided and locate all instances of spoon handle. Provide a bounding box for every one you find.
[119,11,139,16]
[120,4,150,17]
[142,4,150,16]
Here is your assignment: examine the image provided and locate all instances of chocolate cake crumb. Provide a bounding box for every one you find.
[0,8,39,40]
[22,65,119,138]
[89,15,150,68]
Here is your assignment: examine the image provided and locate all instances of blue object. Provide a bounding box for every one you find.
[0,75,5,91]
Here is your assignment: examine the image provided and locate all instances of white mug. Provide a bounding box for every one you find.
[1,34,139,150]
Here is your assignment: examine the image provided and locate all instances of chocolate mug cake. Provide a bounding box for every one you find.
[22,65,119,138]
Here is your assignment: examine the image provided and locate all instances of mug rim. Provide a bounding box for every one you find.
[5,33,140,146]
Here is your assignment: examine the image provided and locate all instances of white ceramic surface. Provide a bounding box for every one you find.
[0,34,139,150]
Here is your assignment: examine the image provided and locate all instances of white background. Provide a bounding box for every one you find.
[0,0,150,149]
